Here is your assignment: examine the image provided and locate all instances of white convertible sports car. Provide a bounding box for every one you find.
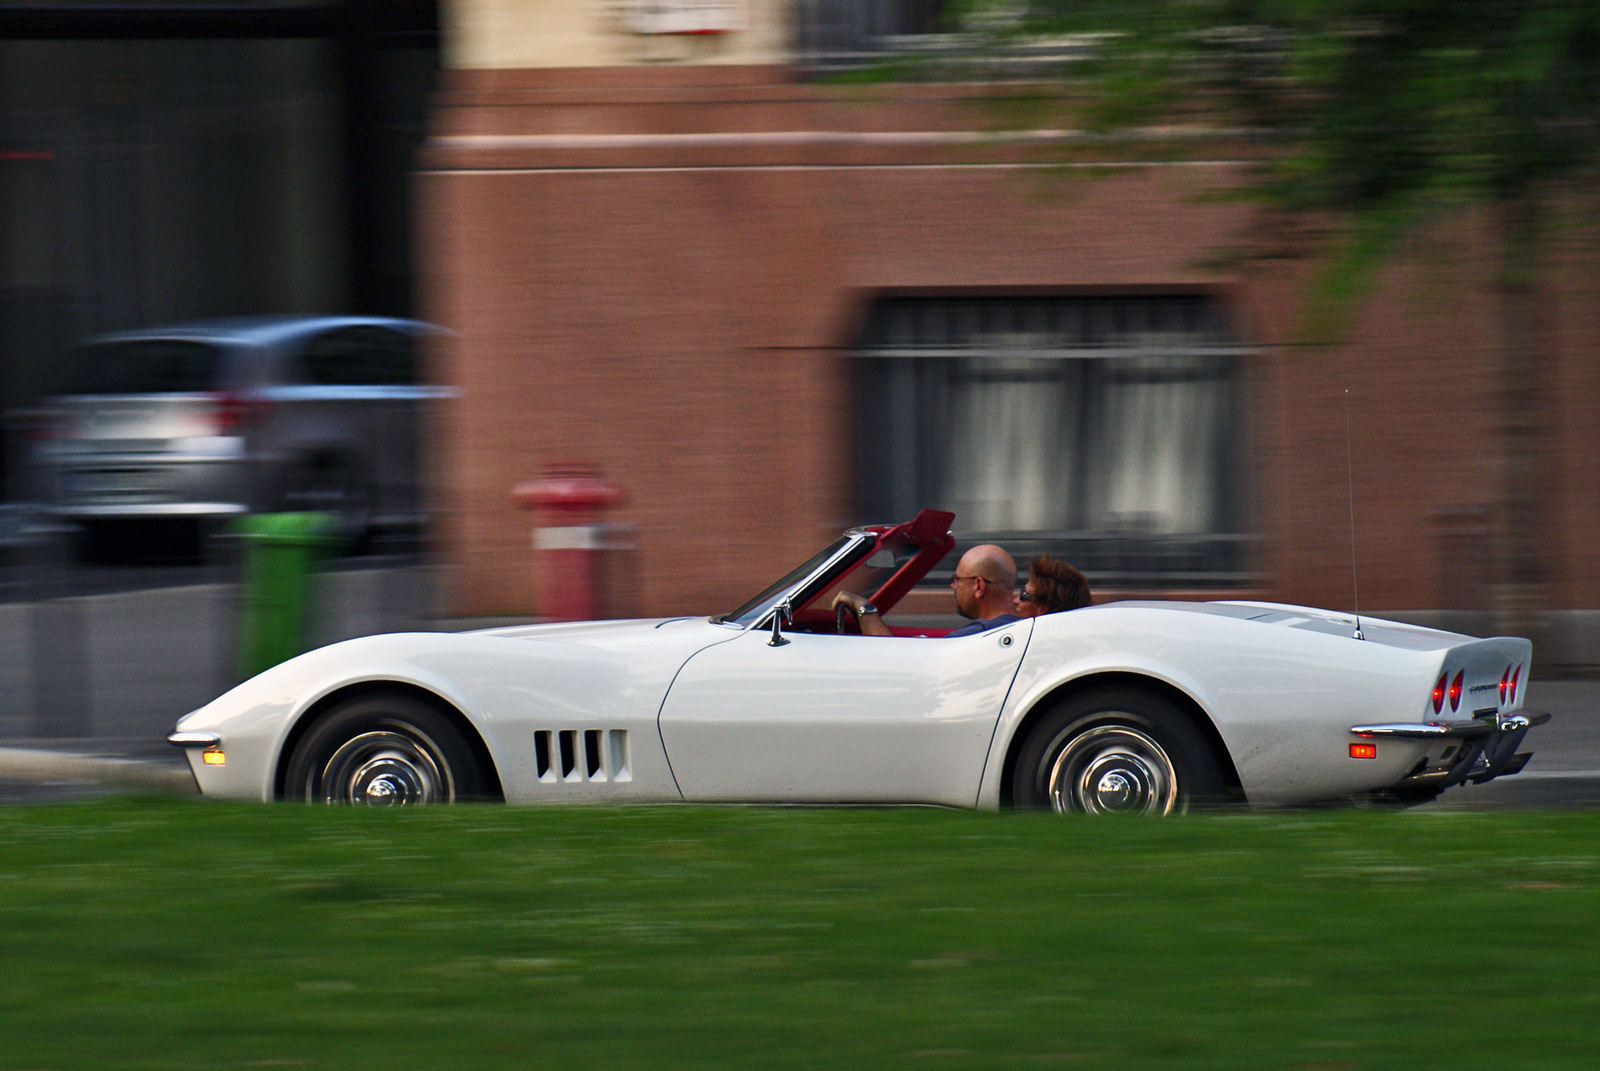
[169,510,1547,812]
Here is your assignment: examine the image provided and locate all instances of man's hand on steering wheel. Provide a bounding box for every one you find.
[830,591,892,637]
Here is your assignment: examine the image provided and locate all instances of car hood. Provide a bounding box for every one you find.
[175,616,742,766]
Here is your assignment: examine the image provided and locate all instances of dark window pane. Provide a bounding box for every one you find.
[299,326,415,386]
[71,340,222,394]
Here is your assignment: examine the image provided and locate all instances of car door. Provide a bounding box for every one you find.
[657,619,1032,807]
[284,324,432,524]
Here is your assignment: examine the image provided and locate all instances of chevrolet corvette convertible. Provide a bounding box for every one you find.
[169,510,1547,812]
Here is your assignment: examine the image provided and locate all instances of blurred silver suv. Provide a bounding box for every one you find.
[32,316,447,540]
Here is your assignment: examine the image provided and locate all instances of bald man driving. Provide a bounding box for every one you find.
[832,544,1021,638]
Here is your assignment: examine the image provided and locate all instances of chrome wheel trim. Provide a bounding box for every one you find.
[1047,724,1179,815]
[319,729,452,806]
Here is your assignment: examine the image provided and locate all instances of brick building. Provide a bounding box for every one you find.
[418,2,1600,645]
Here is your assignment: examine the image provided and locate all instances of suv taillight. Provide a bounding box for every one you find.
[209,391,269,433]
[14,407,63,441]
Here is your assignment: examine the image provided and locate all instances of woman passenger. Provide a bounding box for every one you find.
[1014,555,1092,618]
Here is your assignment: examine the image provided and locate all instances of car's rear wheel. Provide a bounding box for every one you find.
[284,693,491,805]
[1012,687,1226,814]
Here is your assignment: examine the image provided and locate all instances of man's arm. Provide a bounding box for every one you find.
[831,591,893,637]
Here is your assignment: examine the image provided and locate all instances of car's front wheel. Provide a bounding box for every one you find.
[284,693,492,805]
[1011,687,1226,814]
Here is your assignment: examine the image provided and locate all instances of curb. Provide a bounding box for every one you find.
[0,748,198,794]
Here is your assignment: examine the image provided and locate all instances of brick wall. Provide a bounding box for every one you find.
[416,66,1600,619]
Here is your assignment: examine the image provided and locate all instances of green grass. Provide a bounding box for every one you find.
[1,799,1597,1069]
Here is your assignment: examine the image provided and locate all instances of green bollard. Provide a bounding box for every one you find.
[233,512,341,680]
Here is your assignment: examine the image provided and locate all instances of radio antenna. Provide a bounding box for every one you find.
[1344,389,1364,641]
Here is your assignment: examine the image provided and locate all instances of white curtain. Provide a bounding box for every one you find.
[942,360,1075,531]
[1093,354,1227,534]
[936,353,1227,535]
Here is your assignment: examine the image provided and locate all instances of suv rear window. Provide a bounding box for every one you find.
[299,326,416,386]
[71,340,223,394]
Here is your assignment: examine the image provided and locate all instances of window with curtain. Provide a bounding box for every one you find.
[854,295,1255,588]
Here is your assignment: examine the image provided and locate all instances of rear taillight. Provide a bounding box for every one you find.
[1509,665,1521,705]
[16,407,63,441]
[1449,670,1463,712]
[1432,671,1448,715]
[1499,665,1511,705]
[209,391,268,434]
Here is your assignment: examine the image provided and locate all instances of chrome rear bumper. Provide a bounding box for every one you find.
[1350,712,1551,791]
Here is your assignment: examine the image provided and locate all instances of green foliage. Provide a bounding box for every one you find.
[996,0,1600,213]
[945,1,1600,335]
[2,798,1600,1068]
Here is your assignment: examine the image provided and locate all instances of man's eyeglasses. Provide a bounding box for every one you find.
[950,574,986,587]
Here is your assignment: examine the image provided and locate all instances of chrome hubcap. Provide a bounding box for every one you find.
[320,730,450,806]
[1048,725,1178,815]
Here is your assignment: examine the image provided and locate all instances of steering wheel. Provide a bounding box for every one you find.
[836,602,857,635]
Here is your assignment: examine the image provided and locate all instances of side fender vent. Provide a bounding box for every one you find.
[534,729,631,784]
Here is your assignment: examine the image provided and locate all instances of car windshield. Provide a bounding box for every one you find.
[70,340,223,395]
[719,536,866,626]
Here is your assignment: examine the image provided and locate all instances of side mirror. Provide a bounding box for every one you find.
[768,598,793,647]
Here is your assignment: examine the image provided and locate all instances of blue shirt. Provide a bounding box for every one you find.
[946,613,1022,638]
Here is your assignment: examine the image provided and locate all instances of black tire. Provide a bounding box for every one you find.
[75,518,203,564]
[74,519,117,563]
[284,692,491,805]
[1011,687,1227,814]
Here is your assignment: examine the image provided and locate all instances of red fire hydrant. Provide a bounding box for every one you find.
[512,462,626,621]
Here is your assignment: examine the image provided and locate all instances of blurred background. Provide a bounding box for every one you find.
[3,0,1599,746]
[1,0,444,744]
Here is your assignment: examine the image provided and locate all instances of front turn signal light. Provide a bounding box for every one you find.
[203,749,225,766]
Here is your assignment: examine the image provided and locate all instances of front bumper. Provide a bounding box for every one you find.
[168,732,221,749]
[1351,712,1551,792]
[54,503,248,518]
